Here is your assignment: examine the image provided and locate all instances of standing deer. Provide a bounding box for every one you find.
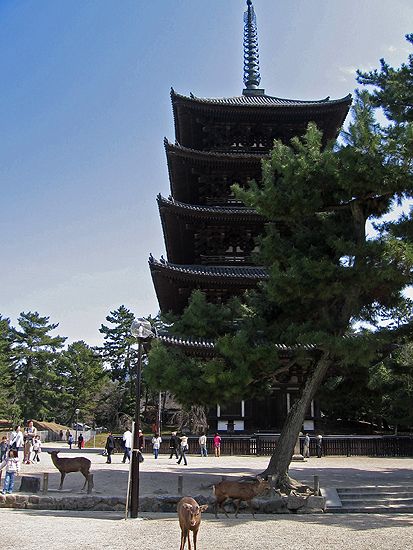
[213,477,270,518]
[177,496,208,550]
[48,450,91,491]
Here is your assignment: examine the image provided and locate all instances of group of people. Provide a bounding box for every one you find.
[103,429,223,466]
[0,420,42,495]
[303,433,323,458]
[167,432,222,465]
[104,428,144,464]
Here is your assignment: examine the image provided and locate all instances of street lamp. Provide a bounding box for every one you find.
[75,408,80,445]
[130,318,155,518]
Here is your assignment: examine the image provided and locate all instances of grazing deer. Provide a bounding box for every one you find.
[213,477,270,518]
[48,450,91,491]
[177,496,208,550]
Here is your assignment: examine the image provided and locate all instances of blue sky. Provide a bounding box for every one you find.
[1,0,412,346]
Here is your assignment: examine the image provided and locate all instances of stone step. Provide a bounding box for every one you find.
[326,486,413,513]
[327,504,413,514]
[339,498,413,506]
[337,486,413,493]
[339,493,413,502]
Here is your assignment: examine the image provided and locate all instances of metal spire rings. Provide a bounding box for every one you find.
[243,0,261,90]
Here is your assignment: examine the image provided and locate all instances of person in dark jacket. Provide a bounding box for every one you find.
[105,432,115,464]
[168,431,179,459]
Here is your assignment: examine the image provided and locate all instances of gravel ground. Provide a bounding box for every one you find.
[15,444,413,498]
[1,509,413,550]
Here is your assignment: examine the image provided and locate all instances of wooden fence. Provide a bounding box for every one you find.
[133,435,413,457]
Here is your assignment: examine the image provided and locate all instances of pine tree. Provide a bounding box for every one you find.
[13,311,66,421]
[0,315,20,422]
[54,341,107,426]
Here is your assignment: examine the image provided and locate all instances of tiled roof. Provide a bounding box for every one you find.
[149,255,268,279]
[171,89,352,108]
[157,194,263,219]
[157,332,317,352]
[164,139,266,160]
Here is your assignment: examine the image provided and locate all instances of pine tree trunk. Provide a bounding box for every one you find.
[260,352,332,492]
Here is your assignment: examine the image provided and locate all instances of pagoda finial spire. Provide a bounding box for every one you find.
[243,0,262,93]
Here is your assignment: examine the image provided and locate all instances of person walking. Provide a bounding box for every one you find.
[198,433,208,457]
[177,434,188,466]
[151,433,162,459]
[213,433,221,457]
[316,434,323,458]
[68,432,74,449]
[9,426,24,461]
[24,420,37,464]
[303,433,311,458]
[77,433,84,450]
[0,450,20,494]
[0,436,8,462]
[105,432,115,464]
[122,428,132,463]
[31,435,42,462]
[168,431,179,459]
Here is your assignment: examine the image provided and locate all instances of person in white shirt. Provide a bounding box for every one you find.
[32,435,42,462]
[198,433,208,457]
[0,450,20,494]
[122,428,132,464]
[151,433,162,459]
[9,426,24,460]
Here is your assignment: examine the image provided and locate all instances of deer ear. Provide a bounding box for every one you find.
[199,504,208,512]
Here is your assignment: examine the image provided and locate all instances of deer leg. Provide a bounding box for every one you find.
[59,472,66,490]
[180,528,188,550]
[234,499,241,518]
[216,498,229,519]
[193,529,198,550]
[247,499,255,519]
[187,529,192,550]
[81,472,88,491]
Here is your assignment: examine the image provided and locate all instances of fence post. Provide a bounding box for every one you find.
[178,475,183,495]
[87,474,94,494]
[313,475,320,496]
[42,472,49,493]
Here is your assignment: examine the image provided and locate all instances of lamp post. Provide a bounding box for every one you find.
[75,408,80,445]
[130,318,155,518]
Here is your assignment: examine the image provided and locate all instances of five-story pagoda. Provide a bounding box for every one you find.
[149,0,351,432]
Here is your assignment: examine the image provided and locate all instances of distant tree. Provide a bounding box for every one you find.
[12,311,66,421]
[99,305,136,414]
[0,315,20,423]
[368,342,413,432]
[93,380,129,431]
[53,341,107,426]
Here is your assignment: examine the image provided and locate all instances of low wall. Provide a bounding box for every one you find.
[0,492,325,514]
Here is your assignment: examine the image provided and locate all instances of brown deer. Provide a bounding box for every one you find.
[213,477,270,518]
[48,451,91,491]
[177,496,208,550]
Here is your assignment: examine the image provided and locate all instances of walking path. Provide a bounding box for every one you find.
[2,443,412,550]
[0,509,412,550]
[14,441,413,498]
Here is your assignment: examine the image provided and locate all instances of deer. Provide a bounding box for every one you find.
[213,477,270,518]
[177,496,208,550]
[48,450,91,491]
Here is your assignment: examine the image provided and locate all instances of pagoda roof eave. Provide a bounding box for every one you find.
[164,139,266,162]
[171,88,352,109]
[149,256,268,282]
[157,194,264,221]
[157,333,318,358]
